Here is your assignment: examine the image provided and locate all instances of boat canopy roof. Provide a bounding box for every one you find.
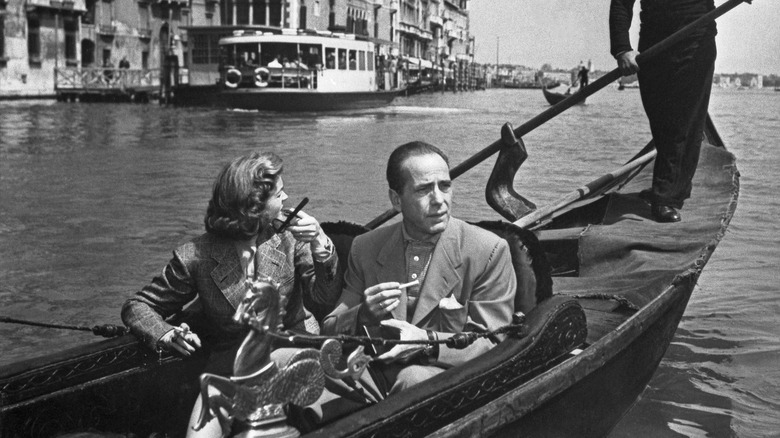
[219,32,375,51]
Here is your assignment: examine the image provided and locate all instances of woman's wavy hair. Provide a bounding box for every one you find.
[204,152,283,240]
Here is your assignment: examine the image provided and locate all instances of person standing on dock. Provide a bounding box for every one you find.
[577,64,590,89]
[610,0,722,222]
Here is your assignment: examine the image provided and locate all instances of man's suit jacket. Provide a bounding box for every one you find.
[322,218,516,368]
[122,232,339,352]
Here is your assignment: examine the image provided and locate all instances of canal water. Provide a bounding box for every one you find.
[1,87,778,437]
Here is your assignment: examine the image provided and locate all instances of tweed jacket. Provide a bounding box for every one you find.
[322,218,516,368]
[122,231,339,352]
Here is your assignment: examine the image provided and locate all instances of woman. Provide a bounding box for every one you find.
[121,152,339,423]
[122,151,340,435]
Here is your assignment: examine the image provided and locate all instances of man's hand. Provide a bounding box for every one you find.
[361,282,402,321]
[617,50,640,76]
[157,323,202,357]
[376,319,428,362]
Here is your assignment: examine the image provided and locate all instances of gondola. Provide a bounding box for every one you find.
[0,3,748,435]
[0,112,738,437]
[542,85,584,105]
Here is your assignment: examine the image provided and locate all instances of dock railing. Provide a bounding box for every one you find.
[55,67,162,91]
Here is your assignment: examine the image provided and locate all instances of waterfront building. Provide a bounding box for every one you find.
[0,0,194,99]
[713,73,764,89]
[184,1,400,87]
[394,0,474,89]
[1,0,478,98]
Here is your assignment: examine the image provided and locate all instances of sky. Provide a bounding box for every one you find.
[469,0,780,75]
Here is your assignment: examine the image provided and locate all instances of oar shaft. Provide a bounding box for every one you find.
[513,150,657,229]
[365,0,748,230]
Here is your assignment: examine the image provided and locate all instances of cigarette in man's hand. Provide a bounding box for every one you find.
[397,280,420,290]
[175,325,190,338]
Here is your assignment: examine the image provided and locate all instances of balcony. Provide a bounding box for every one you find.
[98,24,117,35]
[49,0,75,8]
[81,23,96,40]
[154,0,188,5]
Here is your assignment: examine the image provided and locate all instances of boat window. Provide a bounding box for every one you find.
[358,51,365,70]
[299,44,322,70]
[260,42,299,68]
[325,47,336,69]
[367,51,374,71]
[348,50,357,70]
[220,45,235,68]
[235,43,260,67]
[338,48,347,70]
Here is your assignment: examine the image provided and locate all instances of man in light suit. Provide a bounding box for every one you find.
[322,141,517,395]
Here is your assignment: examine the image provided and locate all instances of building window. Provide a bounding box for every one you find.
[27,14,41,64]
[192,34,209,64]
[192,33,226,65]
[100,0,112,27]
[252,0,265,25]
[65,18,78,64]
[236,0,249,25]
[314,0,319,17]
[269,1,282,26]
[0,13,5,62]
[139,4,150,32]
[84,0,96,24]
[221,0,233,25]
[299,3,307,29]
[142,50,148,69]
[81,39,95,66]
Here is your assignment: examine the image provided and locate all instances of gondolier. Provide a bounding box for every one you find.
[609,0,734,222]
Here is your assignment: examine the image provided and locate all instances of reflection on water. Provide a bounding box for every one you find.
[1,88,779,437]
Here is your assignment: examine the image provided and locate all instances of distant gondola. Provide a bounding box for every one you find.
[543,85,585,105]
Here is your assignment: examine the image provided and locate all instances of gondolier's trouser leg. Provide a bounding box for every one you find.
[638,35,716,209]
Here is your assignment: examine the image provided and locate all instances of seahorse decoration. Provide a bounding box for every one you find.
[194,279,371,437]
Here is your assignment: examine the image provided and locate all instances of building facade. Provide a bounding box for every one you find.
[1,0,474,97]
[1,0,191,98]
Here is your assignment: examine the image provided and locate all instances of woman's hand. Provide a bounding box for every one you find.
[157,323,202,357]
[285,210,331,254]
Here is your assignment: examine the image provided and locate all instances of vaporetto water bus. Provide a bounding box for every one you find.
[176,29,403,112]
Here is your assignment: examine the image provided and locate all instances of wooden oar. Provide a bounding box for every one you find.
[364,0,749,230]
[514,149,657,229]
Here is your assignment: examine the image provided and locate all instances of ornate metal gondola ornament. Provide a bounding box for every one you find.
[193,280,325,437]
[194,279,527,437]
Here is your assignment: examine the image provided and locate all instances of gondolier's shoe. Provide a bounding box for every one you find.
[651,204,681,223]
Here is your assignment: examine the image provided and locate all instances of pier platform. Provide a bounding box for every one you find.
[54,67,162,103]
